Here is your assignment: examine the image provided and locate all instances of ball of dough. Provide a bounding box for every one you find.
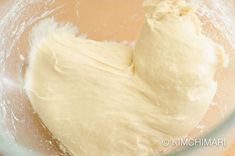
[25,0,228,156]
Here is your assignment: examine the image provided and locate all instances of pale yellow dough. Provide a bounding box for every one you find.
[25,0,228,156]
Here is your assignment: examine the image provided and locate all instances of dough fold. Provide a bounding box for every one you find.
[25,0,228,156]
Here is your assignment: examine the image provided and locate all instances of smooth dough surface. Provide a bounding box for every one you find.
[25,0,228,156]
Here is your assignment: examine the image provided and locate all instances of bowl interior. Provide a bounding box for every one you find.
[0,0,235,155]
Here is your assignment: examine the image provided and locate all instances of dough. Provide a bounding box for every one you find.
[25,0,228,156]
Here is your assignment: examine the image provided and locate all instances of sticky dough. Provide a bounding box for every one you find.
[25,0,228,156]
